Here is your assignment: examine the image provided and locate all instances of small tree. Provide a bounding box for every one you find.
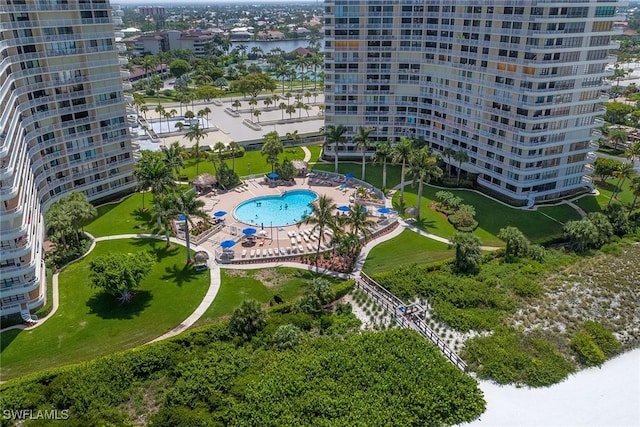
[451,232,482,274]
[272,324,302,350]
[89,252,153,303]
[564,219,600,252]
[261,131,283,173]
[229,299,267,341]
[594,158,623,183]
[498,226,530,261]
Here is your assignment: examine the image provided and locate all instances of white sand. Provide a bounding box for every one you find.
[464,348,640,427]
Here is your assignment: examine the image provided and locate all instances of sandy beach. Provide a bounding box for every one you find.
[464,348,640,427]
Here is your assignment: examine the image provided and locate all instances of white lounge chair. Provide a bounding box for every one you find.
[241,249,247,258]
[296,236,302,243]
[268,248,274,256]
[250,249,255,257]
[262,249,267,257]
[255,249,261,257]
[298,244,304,253]
[280,248,287,255]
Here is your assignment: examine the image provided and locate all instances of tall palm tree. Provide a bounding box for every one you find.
[185,123,208,159]
[392,137,414,203]
[263,96,273,110]
[608,162,635,206]
[191,141,205,176]
[286,130,300,147]
[232,100,242,112]
[302,194,337,270]
[453,149,470,186]
[253,109,262,123]
[285,104,296,120]
[162,141,185,178]
[608,128,628,150]
[279,102,287,120]
[134,151,173,210]
[344,203,375,239]
[153,193,178,246]
[372,140,392,190]
[353,126,374,181]
[228,141,240,171]
[324,124,347,173]
[176,190,207,263]
[408,147,443,218]
[294,55,308,91]
[261,131,283,173]
[625,141,640,164]
[442,147,456,177]
[276,65,289,95]
[139,104,149,119]
[212,141,226,174]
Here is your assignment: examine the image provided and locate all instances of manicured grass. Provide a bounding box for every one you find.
[193,267,341,327]
[574,178,636,213]
[395,186,579,246]
[179,146,306,180]
[312,162,403,190]
[85,193,159,238]
[305,144,323,164]
[363,230,453,275]
[0,239,209,381]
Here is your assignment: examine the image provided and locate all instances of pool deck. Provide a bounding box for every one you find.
[194,175,393,262]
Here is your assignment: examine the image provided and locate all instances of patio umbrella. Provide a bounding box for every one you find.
[242,227,257,235]
[268,172,279,179]
[344,173,355,179]
[377,207,392,214]
[220,240,236,248]
[213,210,227,217]
[178,214,186,221]
[337,205,350,212]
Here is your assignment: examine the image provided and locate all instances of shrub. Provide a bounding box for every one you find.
[583,321,621,356]
[571,332,606,366]
[448,210,478,231]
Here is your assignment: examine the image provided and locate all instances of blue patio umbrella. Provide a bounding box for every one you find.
[220,240,236,249]
[377,207,392,214]
[344,173,355,179]
[337,205,351,212]
[213,210,227,217]
[242,227,257,235]
[178,214,186,221]
[268,172,279,179]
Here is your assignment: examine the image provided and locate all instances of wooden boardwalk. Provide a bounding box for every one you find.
[356,273,467,371]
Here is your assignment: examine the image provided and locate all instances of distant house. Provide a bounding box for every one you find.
[290,47,312,57]
[257,30,285,40]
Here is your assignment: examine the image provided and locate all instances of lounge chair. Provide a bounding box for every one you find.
[255,249,261,257]
[290,237,297,245]
[241,249,247,258]
[268,248,274,256]
[250,249,255,257]
[307,244,313,251]
[296,236,302,243]
[262,249,267,257]
[298,244,305,253]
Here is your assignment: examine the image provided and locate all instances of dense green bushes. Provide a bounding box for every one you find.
[571,321,621,367]
[0,325,485,426]
[463,328,576,387]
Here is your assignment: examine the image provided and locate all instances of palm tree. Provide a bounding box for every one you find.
[294,55,308,91]
[228,141,240,171]
[372,140,392,190]
[232,100,242,112]
[154,104,165,128]
[261,131,283,173]
[134,151,173,210]
[253,109,262,123]
[392,137,414,203]
[324,124,347,173]
[625,141,640,164]
[185,123,208,159]
[279,102,287,120]
[212,141,226,173]
[353,126,374,181]
[191,141,205,175]
[276,65,289,95]
[176,190,207,263]
[286,130,300,147]
[285,104,296,120]
[175,121,185,132]
[263,96,273,110]
[629,175,640,213]
[344,203,375,239]
[153,193,178,246]
[608,128,628,150]
[608,162,635,206]
[408,147,443,218]
[442,147,456,177]
[162,141,185,178]
[302,194,337,270]
[139,104,149,119]
[248,97,257,113]
[453,149,470,186]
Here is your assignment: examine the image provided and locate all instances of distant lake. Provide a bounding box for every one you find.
[231,39,323,54]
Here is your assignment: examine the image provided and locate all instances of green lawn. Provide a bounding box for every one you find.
[363,230,453,275]
[0,239,209,381]
[85,193,159,238]
[574,178,637,213]
[305,144,323,164]
[312,162,403,191]
[193,267,340,327]
[179,146,307,180]
[395,186,581,246]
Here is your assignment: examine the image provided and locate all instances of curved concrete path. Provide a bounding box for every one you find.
[301,145,312,163]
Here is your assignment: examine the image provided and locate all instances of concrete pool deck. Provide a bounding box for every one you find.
[193,175,393,262]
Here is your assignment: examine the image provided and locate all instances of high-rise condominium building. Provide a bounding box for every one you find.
[324,1,623,203]
[0,0,136,316]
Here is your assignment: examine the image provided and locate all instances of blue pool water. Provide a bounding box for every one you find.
[234,190,318,227]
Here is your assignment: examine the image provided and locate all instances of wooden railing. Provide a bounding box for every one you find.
[357,273,467,371]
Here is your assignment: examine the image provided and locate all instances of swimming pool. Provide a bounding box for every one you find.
[233,190,318,227]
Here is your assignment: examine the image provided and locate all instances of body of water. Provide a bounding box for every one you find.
[233,189,317,227]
